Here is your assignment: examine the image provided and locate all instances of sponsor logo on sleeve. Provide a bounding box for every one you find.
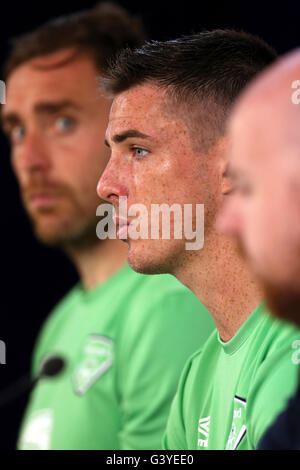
[197,416,210,448]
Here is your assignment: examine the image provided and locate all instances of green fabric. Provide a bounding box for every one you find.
[163,303,300,450]
[17,264,215,450]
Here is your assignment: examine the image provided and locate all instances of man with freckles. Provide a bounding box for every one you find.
[98,31,300,450]
[1,3,215,450]
[218,49,300,449]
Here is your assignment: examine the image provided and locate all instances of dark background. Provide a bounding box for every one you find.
[0,0,298,450]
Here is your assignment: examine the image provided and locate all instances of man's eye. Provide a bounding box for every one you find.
[133,148,149,159]
[55,116,75,133]
[10,126,25,143]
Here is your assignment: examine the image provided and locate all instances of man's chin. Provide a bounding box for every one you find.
[33,225,69,247]
[26,211,62,245]
[31,217,97,248]
[126,239,182,276]
[128,258,169,275]
[261,278,300,328]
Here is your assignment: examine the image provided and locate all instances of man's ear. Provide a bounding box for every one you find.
[215,137,234,196]
[221,159,234,196]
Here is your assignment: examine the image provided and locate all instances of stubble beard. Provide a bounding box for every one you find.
[23,191,100,251]
[262,279,300,327]
[235,236,300,327]
[127,238,188,276]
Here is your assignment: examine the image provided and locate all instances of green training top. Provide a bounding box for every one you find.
[18,264,215,450]
[163,303,300,450]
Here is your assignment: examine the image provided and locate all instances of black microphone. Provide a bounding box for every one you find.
[0,355,65,407]
[38,356,65,379]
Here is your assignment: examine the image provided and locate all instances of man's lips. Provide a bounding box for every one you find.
[113,215,130,240]
[26,191,60,210]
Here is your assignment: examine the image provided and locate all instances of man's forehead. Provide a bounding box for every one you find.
[7,51,98,98]
[227,50,300,181]
[228,110,284,186]
[5,52,104,119]
[110,84,167,119]
[107,84,178,139]
[16,48,95,74]
[22,48,79,69]
[226,109,259,175]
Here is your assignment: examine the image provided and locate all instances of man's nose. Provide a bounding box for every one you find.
[14,131,51,173]
[216,197,242,237]
[97,156,129,204]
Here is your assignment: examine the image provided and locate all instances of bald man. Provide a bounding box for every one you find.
[218,49,300,449]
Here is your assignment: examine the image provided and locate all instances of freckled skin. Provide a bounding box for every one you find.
[98,84,263,341]
[100,85,219,274]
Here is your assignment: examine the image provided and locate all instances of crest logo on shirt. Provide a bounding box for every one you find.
[72,335,114,395]
[225,396,247,449]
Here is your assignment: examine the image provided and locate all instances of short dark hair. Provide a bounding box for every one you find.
[4,2,146,79]
[102,30,277,151]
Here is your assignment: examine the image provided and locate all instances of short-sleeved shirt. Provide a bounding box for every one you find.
[18,264,215,450]
[163,303,300,450]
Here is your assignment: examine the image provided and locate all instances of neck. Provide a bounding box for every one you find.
[66,238,128,290]
[175,232,263,342]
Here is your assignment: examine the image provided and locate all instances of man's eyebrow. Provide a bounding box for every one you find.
[111,129,152,144]
[0,111,19,128]
[1,100,81,128]
[33,100,81,114]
